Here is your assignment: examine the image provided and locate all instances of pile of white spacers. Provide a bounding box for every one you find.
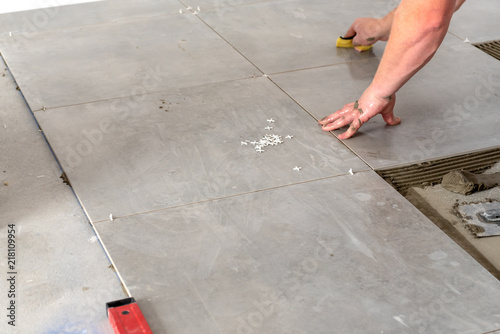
[240,118,293,153]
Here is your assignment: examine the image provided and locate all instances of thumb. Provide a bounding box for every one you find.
[380,94,401,125]
[344,24,356,38]
[382,111,401,125]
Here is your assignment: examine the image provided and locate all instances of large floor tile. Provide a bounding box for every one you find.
[0,11,259,110]
[35,77,368,222]
[197,0,392,74]
[0,57,126,334]
[94,171,500,334]
[0,0,184,35]
[271,34,500,169]
[449,0,500,43]
[181,0,279,10]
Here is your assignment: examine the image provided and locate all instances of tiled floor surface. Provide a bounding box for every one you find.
[0,56,126,334]
[1,0,500,332]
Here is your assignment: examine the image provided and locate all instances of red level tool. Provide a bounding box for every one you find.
[106,297,153,334]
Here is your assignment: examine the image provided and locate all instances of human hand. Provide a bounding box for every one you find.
[344,17,391,47]
[318,92,401,139]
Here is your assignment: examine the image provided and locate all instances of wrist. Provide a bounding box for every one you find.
[362,84,394,104]
[379,9,396,40]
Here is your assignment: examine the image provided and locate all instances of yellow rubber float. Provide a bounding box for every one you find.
[336,36,373,52]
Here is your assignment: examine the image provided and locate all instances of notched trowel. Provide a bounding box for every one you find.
[336,35,373,52]
[455,200,500,237]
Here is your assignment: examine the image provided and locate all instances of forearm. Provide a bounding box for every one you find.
[455,0,466,11]
[368,0,455,98]
[321,0,459,138]
[379,8,397,39]
[383,0,464,34]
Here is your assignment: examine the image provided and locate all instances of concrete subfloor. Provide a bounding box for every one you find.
[406,163,500,279]
[1,0,500,333]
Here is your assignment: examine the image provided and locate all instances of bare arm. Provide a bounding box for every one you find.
[320,0,457,139]
[349,0,465,47]
[368,0,455,98]
[455,0,467,11]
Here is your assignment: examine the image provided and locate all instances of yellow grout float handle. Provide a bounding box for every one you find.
[336,35,373,52]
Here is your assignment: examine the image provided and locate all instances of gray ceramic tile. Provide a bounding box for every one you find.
[449,0,500,43]
[94,171,500,334]
[0,57,126,334]
[0,11,260,110]
[271,34,500,169]
[34,77,368,222]
[197,0,393,74]
[180,0,278,11]
[0,0,185,36]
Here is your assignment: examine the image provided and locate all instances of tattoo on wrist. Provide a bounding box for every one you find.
[353,101,359,109]
[366,37,375,41]
[383,95,393,101]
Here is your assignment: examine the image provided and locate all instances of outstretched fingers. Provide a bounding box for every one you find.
[338,118,364,140]
[319,101,366,138]
[318,113,341,126]
[321,115,351,132]
[319,93,401,139]
[318,103,356,131]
